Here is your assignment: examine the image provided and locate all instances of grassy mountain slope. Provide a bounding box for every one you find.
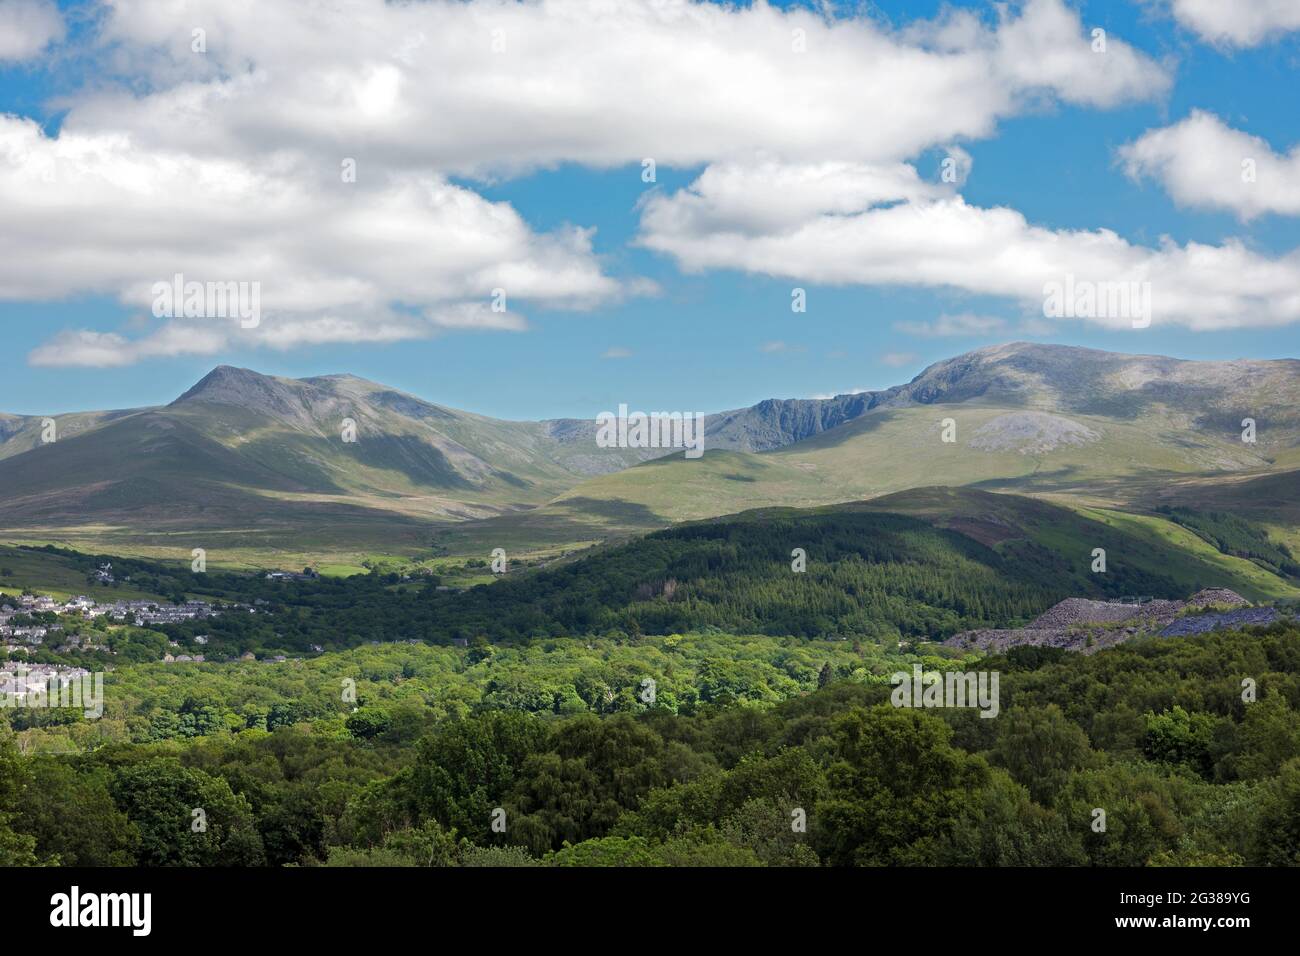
[3,343,1297,566]
[465,397,1283,552]
[539,342,1298,528]
[453,342,1298,555]
[0,543,169,602]
[856,488,1299,602]
[1140,467,1300,557]
[0,408,139,459]
[164,366,657,503]
[0,367,663,561]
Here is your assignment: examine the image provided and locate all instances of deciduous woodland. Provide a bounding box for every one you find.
[3,544,1300,865]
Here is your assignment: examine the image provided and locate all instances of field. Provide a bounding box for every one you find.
[0,544,167,602]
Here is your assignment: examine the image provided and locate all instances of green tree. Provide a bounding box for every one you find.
[0,729,37,866]
[1055,763,1187,867]
[405,712,547,844]
[935,770,1085,866]
[1254,758,1300,865]
[815,706,989,866]
[17,759,139,865]
[110,757,265,866]
[1235,695,1300,780]
[992,704,1099,804]
[323,820,457,867]
[1144,706,1217,779]
[345,706,393,740]
[508,715,705,855]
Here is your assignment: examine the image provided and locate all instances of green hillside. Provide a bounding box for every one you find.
[427,488,1295,642]
[446,399,1286,555]
[855,488,1300,602]
[1142,468,1300,556]
[444,342,1300,557]
[637,401,1262,514]
[0,544,168,602]
[0,367,661,565]
[0,408,138,460]
[4,344,1299,568]
[85,489,1291,662]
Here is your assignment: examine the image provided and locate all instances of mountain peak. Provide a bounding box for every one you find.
[171,366,324,426]
[173,365,275,402]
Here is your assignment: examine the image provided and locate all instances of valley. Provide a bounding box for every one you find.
[3,343,1299,572]
[4,341,1300,873]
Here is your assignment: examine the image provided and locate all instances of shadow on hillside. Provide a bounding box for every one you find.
[430,496,669,553]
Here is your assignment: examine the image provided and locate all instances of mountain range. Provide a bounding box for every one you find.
[1,342,1298,567]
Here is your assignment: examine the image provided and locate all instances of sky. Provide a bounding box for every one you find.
[0,0,1298,419]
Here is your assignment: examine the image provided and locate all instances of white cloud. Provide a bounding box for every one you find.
[639,159,1300,331]
[28,324,228,368]
[646,159,946,236]
[74,0,1167,174]
[895,313,1009,337]
[426,302,529,333]
[601,346,632,359]
[966,0,1171,108]
[0,0,63,62]
[0,0,1186,361]
[0,115,612,364]
[247,315,454,349]
[26,308,537,367]
[1120,111,1300,220]
[1169,0,1300,47]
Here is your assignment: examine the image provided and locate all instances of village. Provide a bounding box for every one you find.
[0,588,248,661]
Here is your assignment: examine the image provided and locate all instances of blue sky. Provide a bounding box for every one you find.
[1,0,1298,419]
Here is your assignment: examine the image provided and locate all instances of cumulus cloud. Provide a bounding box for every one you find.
[71,0,1167,173]
[649,160,946,236]
[26,318,405,368]
[28,324,228,368]
[0,0,63,62]
[27,308,535,368]
[1120,111,1300,220]
[1169,0,1300,47]
[0,0,1199,362]
[426,302,529,333]
[639,159,1300,331]
[917,0,1172,108]
[0,115,612,364]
